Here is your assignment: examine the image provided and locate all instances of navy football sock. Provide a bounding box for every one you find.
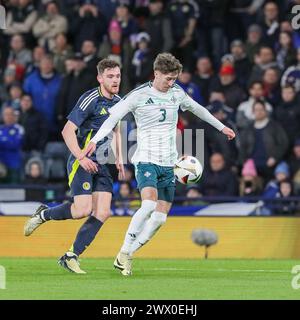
[43,202,73,221]
[71,216,103,256]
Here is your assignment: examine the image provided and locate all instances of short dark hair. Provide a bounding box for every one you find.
[153,53,183,74]
[97,59,120,75]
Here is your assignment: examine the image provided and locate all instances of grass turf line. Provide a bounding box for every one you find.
[0,258,299,300]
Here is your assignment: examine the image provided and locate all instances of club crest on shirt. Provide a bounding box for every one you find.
[144,171,151,178]
[82,182,91,190]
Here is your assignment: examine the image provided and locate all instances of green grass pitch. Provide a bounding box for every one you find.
[0,258,300,300]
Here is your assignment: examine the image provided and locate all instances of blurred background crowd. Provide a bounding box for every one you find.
[1,0,300,214]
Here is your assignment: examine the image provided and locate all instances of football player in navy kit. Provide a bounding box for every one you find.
[24,59,124,274]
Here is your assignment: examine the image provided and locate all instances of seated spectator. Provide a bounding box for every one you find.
[239,159,263,197]
[262,67,281,106]
[210,64,246,111]
[230,39,252,89]
[33,1,68,52]
[273,179,298,215]
[202,101,239,168]
[51,33,73,75]
[275,85,300,148]
[289,138,300,195]
[263,161,290,199]
[2,82,23,112]
[24,157,47,201]
[19,94,48,155]
[80,40,98,76]
[56,54,98,130]
[25,46,46,76]
[248,46,278,84]
[276,31,297,71]
[3,0,38,47]
[198,153,239,196]
[176,68,203,105]
[236,81,273,130]
[0,107,24,183]
[208,91,234,120]
[0,64,20,108]
[183,186,206,206]
[115,181,140,209]
[245,24,263,64]
[23,54,61,140]
[130,32,153,87]
[6,34,32,80]
[239,100,289,182]
[281,48,300,93]
[192,56,215,105]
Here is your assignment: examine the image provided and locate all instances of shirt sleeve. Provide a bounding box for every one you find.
[180,91,225,132]
[67,92,95,127]
[90,94,135,144]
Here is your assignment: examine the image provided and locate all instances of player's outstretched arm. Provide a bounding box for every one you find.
[221,126,236,140]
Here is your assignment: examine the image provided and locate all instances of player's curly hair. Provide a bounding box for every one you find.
[97,59,120,74]
[153,53,183,74]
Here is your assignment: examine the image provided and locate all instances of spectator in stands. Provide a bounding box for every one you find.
[0,107,24,183]
[236,81,273,130]
[2,82,23,112]
[258,2,280,49]
[281,48,300,93]
[263,161,291,199]
[289,138,300,195]
[6,34,32,80]
[130,32,153,87]
[51,33,74,75]
[275,85,300,148]
[115,181,140,209]
[176,68,203,105]
[239,159,263,197]
[230,39,252,89]
[23,55,61,140]
[192,56,215,105]
[183,186,206,206]
[70,2,108,51]
[56,54,98,130]
[33,1,68,52]
[248,46,278,84]
[245,24,263,64]
[0,64,19,107]
[4,0,38,47]
[198,153,239,196]
[167,0,199,66]
[273,179,297,215]
[25,46,46,76]
[262,67,281,106]
[239,100,289,181]
[80,40,98,76]
[24,157,47,201]
[275,31,297,71]
[210,64,246,111]
[202,101,238,168]
[19,94,48,155]
[208,91,235,120]
[143,0,173,57]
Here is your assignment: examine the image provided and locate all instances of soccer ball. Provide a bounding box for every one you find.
[174,155,203,185]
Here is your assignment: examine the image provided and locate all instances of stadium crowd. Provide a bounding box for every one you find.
[0,0,300,214]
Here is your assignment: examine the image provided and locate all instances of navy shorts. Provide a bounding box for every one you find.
[67,155,113,196]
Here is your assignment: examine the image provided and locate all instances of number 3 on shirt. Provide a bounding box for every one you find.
[159,108,166,122]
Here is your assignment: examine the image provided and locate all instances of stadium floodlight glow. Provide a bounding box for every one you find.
[191,229,218,259]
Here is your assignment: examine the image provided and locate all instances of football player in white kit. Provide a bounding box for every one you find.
[82,53,235,275]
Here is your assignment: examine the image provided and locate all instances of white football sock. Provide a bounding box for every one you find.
[120,200,157,254]
[129,211,167,256]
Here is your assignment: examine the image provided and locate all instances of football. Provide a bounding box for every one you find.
[174,156,203,185]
